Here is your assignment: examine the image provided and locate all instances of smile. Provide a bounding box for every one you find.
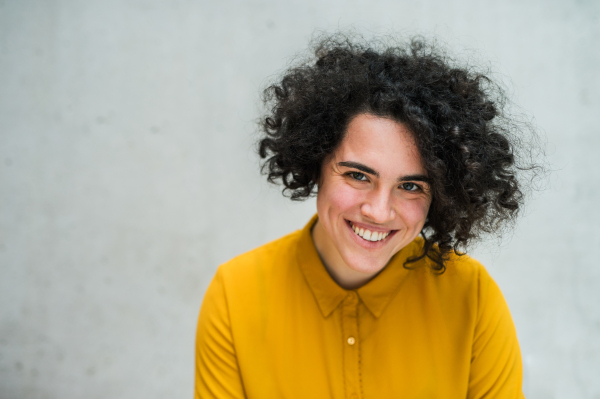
[349,221,391,242]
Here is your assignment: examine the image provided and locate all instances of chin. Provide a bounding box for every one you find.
[343,253,392,275]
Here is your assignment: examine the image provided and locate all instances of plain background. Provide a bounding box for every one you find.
[1,0,599,398]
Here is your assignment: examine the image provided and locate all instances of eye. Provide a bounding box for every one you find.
[400,182,420,191]
[349,172,368,181]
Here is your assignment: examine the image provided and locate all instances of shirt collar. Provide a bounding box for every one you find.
[296,214,423,318]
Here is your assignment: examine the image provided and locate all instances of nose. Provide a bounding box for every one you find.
[360,188,395,224]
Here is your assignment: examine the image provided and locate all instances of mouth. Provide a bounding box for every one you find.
[348,221,394,243]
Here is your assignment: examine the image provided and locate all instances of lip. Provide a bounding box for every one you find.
[345,219,398,248]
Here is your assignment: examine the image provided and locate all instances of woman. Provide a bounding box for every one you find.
[195,34,538,398]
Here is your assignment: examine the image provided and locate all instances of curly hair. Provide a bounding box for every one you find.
[258,33,541,272]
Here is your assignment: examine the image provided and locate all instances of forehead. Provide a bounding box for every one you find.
[333,114,426,176]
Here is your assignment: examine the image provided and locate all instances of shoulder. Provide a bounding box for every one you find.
[445,252,500,301]
[219,229,302,276]
[201,228,310,333]
[409,239,491,288]
[434,251,509,322]
[406,243,501,310]
[212,228,304,300]
[444,251,490,282]
[444,252,500,297]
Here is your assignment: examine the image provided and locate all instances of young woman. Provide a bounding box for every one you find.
[195,34,538,398]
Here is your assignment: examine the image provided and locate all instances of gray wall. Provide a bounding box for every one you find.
[1,0,599,398]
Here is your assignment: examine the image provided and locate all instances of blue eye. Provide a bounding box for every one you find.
[401,182,419,191]
[350,172,368,181]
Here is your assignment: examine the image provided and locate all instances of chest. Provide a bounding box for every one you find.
[228,286,474,399]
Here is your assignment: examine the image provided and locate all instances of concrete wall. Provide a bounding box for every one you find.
[1,0,598,397]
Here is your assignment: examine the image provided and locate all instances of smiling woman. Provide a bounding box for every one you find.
[194,33,541,399]
[313,114,432,289]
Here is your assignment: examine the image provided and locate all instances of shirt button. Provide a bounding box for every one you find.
[347,336,356,345]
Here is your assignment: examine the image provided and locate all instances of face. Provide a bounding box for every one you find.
[314,113,432,282]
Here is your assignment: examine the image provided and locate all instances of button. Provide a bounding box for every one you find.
[345,292,358,305]
[347,336,356,345]
[350,394,359,399]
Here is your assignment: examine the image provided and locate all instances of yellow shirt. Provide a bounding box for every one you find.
[195,216,524,398]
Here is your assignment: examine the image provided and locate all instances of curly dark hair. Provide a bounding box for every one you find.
[258,33,541,272]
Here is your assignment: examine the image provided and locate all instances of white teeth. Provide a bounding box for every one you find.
[350,223,390,242]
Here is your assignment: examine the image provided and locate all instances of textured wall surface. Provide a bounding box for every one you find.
[1,0,599,398]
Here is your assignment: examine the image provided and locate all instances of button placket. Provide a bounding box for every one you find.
[342,292,361,399]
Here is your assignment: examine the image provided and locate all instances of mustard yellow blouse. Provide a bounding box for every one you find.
[195,216,524,398]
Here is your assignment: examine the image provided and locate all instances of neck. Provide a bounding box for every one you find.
[311,219,377,290]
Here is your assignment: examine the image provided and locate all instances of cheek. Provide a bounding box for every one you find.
[318,183,364,215]
[397,198,431,227]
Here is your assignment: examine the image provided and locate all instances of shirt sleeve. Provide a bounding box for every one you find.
[467,266,525,399]
[195,268,246,399]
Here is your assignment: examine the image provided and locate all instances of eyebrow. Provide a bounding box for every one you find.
[338,161,431,184]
